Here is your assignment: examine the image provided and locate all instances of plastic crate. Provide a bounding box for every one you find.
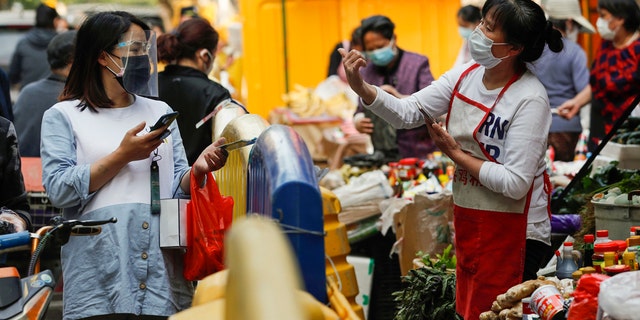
[600,142,640,169]
[27,192,62,229]
[593,200,640,240]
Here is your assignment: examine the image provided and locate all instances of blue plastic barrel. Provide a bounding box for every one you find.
[247,124,327,303]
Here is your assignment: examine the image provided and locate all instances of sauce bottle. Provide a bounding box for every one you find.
[556,242,579,279]
[583,234,594,267]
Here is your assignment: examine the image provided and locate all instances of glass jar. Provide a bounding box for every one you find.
[593,242,618,273]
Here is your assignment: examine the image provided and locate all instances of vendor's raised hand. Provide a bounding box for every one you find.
[338,48,378,104]
[338,48,366,90]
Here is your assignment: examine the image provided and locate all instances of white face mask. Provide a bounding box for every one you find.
[468,27,511,69]
[566,27,579,43]
[597,17,616,40]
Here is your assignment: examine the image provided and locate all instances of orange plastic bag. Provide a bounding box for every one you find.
[183,171,234,281]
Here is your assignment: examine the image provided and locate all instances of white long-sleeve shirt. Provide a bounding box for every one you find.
[364,63,552,244]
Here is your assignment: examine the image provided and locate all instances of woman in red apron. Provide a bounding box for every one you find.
[339,0,561,318]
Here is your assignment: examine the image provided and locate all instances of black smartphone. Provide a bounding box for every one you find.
[150,111,179,132]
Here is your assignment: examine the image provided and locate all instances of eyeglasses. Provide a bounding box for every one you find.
[115,40,151,55]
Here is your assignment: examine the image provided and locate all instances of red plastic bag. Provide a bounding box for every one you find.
[183,171,234,281]
[567,273,609,320]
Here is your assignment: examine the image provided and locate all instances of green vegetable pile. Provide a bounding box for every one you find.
[393,245,460,320]
[552,161,640,214]
[418,244,457,271]
[611,117,640,144]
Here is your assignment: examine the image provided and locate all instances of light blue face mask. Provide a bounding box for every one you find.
[458,26,473,39]
[366,39,397,66]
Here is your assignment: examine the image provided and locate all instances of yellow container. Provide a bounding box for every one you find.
[321,187,364,319]
[214,114,269,220]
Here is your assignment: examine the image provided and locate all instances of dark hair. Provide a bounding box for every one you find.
[47,30,76,70]
[61,11,150,111]
[458,5,482,24]
[598,0,640,32]
[360,15,395,43]
[548,18,569,33]
[483,0,563,63]
[350,26,363,48]
[35,4,59,29]
[157,18,218,63]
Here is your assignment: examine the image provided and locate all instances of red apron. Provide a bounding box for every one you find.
[447,64,532,320]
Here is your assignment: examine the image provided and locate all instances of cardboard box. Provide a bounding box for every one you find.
[160,199,189,248]
[393,192,455,276]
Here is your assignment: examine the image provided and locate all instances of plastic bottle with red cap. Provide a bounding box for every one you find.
[594,229,612,244]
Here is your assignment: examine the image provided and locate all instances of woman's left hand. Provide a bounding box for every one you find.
[426,122,462,157]
[192,137,229,179]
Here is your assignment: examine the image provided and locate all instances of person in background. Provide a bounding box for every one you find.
[535,0,594,161]
[588,0,640,152]
[157,18,235,165]
[340,0,562,318]
[13,30,76,157]
[179,6,199,24]
[0,116,31,233]
[146,18,165,37]
[327,26,363,78]
[0,116,32,277]
[353,15,436,163]
[0,69,12,121]
[9,3,64,91]
[40,11,228,319]
[453,5,482,68]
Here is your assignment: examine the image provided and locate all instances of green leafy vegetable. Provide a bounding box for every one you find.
[393,266,461,320]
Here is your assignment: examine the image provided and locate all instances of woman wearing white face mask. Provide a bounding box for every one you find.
[453,5,482,68]
[534,0,595,162]
[340,0,562,319]
[588,0,640,152]
[157,18,239,165]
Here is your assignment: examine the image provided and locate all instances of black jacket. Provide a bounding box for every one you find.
[0,117,31,230]
[158,65,231,164]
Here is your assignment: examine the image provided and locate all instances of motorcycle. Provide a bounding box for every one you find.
[0,216,117,320]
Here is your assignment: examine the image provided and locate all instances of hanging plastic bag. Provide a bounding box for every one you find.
[183,171,234,281]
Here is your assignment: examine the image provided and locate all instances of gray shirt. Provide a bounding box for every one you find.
[532,38,589,133]
[13,73,65,157]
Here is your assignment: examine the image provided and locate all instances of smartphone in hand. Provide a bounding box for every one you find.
[150,112,179,131]
[418,108,436,125]
[150,112,179,140]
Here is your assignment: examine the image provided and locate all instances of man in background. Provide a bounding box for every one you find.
[9,3,64,90]
[13,30,76,157]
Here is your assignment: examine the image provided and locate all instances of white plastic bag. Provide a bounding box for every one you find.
[597,271,640,320]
